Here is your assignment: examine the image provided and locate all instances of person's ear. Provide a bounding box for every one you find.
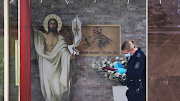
[132,41,134,44]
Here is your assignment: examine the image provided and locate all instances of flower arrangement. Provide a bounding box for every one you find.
[92,56,128,86]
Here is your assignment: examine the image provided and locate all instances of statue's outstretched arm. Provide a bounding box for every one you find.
[31,24,38,60]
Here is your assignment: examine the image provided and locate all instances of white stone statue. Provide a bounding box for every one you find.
[31,14,75,101]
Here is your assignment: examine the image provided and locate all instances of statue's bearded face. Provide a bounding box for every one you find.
[49,20,57,32]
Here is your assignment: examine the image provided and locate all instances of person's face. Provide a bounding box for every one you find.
[49,20,57,31]
[122,48,133,55]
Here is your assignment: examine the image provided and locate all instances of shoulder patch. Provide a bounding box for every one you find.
[134,62,140,69]
[137,53,141,57]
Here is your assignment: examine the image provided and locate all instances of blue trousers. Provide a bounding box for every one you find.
[126,84,145,101]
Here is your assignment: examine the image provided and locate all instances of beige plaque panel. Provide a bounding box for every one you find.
[60,25,121,56]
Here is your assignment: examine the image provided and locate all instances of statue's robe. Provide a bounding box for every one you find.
[31,28,75,101]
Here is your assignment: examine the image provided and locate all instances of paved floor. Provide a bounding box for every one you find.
[112,86,128,101]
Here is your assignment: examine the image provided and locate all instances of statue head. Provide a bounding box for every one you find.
[47,18,59,35]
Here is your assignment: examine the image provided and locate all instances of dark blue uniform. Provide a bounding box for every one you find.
[126,48,146,101]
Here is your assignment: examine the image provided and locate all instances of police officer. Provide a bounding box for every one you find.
[121,41,146,101]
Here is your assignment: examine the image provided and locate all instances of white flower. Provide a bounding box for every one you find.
[110,63,113,67]
[104,74,108,77]
[104,58,108,61]
[114,72,121,77]
[102,61,106,64]
[119,57,123,61]
[115,56,119,61]
[108,70,111,73]
[107,61,111,64]
[120,60,125,64]
[102,64,106,67]
[122,73,126,77]
[98,67,102,71]
[108,70,114,74]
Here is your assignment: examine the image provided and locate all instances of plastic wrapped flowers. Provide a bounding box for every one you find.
[92,56,128,86]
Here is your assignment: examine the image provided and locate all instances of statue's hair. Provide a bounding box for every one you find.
[46,18,59,35]
[121,41,135,51]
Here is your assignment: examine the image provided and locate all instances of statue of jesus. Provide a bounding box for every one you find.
[31,14,75,101]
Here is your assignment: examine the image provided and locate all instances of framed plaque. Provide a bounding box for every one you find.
[60,25,121,56]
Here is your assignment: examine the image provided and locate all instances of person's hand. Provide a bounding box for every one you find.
[124,66,128,69]
[70,54,75,60]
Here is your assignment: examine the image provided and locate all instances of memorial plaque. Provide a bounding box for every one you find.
[60,25,121,56]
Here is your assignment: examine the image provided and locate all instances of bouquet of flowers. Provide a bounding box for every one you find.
[92,56,128,86]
